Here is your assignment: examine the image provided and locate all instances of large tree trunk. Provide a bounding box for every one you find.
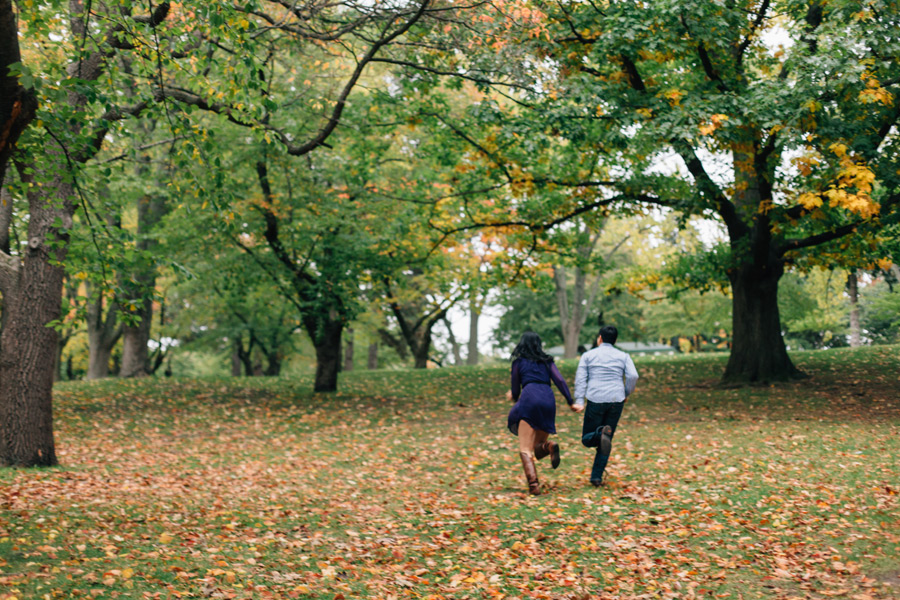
[310,317,343,392]
[847,270,861,348]
[0,165,71,467]
[722,263,802,384]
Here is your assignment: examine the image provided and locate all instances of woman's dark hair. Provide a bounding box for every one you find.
[511,331,555,364]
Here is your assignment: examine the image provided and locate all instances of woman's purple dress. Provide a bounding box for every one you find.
[507,358,574,435]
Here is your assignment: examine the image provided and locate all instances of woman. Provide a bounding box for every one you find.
[507,332,581,495]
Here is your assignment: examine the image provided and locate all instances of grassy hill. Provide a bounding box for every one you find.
[1,346,898,599]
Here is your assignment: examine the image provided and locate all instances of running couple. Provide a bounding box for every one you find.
[506,327,639,495]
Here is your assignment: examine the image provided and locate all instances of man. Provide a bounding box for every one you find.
[573,325,639,487]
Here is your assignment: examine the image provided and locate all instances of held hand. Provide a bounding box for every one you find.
[570,404,584,413]
[506,390,513,403]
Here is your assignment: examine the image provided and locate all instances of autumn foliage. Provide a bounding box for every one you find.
[2,347,899,599]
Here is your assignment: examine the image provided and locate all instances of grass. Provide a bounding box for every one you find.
[1,345,899,600]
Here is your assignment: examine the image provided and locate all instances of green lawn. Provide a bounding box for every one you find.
[2,346,899,599]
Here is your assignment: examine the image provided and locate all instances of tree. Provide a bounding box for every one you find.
[382,267,459,368]
[0,1,172,466]
[544,0,900,382]
[154,0,451,390]
[410,0,900,383]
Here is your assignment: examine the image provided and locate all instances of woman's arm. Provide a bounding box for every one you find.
[510,360,521,402]
[549,362,575,406]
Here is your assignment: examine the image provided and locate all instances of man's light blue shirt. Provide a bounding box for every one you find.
[573,343,639,406]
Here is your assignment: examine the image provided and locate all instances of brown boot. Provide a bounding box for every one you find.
[519,452,541,496]
[534,441,561,470]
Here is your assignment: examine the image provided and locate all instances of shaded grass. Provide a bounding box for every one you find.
[1,346,899,599]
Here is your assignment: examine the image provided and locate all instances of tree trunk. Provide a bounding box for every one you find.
[238,336,254,376]
[847,270,861,348]
[311,317,343,392]
[722,263,802,384]
[554,266,584,359]
[413,337,430,369]
[409,314,443,369]
[343,326,354,372]
[442,315,462,365]
[367,342,378,370]
[120,314,152,377]
[85,285,121,380]
[231,342,242,376]
[466,297,480,365]
[120,193,166,377]
[0,165,70,467]
[263,351,282,376]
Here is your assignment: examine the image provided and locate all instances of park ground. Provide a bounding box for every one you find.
[1,346,899,600]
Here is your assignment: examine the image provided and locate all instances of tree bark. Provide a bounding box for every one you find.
[120,193,166,377]
[0,0,169,466]
[343,326,354,372]
[262,333,282,376]
[466,296,480,365]
[235,336,253,376]
[722,262,802,384]
[412,332,432,369]
[231,341,242,376]
[85,284,122,380]
[552,224,604,359]
[0,0,38,191]
[847,270,861,347]
[0,164,69,466]
[442,315,462,365]
[309,315,343,392]
[554,265,586,359]
[367,342,378,370]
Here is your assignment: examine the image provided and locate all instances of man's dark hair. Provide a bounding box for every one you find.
[599,325,618,345]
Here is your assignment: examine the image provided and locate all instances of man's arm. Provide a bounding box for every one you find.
[573,355,589,407]
[624,355,639,398]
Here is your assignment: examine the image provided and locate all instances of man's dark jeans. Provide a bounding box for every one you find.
[581,401,625,482]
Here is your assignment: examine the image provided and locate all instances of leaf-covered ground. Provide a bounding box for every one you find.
[2,346,899,600]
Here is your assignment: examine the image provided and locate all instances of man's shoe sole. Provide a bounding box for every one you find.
[599,425,612,455]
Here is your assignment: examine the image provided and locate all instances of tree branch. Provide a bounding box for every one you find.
[778,222,859,256]
[735,0,771,66]
[284,0,431,156]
